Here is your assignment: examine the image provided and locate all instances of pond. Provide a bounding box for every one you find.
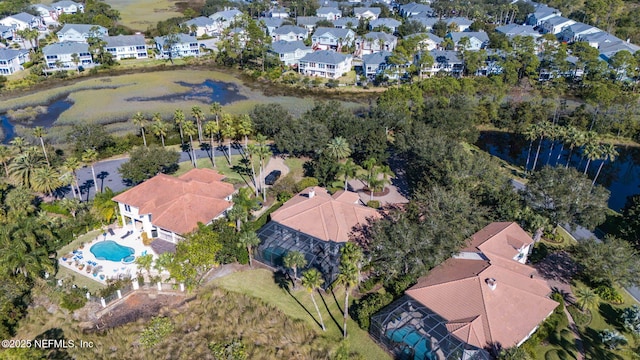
[126,79,248,104]
[0,98,73,144]
[476,131,640,211]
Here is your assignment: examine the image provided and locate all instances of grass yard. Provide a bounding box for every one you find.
[212,269,392,360]
[283,156,306,180]
[174,153,272,188]
[105,0,183,31]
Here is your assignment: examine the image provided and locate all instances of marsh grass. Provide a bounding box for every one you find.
[104,0,183,30]
[7,105,47,122]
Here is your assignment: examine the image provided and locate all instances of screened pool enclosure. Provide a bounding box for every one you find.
[256,222,343,287]
[370,297,492,360]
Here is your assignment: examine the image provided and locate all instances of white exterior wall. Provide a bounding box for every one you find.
[277,48,313,66]
[0,17,40,31]
[156,42,200,58]
[45,51,92,69]
[298,57,352,78]
[106,44,148,60]
[274,32,306,42]
[0,54,27,74]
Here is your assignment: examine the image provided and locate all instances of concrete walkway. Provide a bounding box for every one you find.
[347,178,409,205]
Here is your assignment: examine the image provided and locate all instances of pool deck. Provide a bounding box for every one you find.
[58,226,163,285]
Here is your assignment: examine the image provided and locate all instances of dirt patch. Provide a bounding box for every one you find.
[92,292,189,331]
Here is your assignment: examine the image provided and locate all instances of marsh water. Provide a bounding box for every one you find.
[476,131,640,211]
[1,99,73,144]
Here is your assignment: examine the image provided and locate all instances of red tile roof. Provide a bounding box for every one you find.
[112,169,234,234]
[270,187,381,242]
[406,223,558,348]
[461,222,532,261]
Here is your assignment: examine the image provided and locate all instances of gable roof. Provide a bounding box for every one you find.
[184,16,215,27]
[42,41,89,55]
[460,222,532,260]
[362,31,396,42]
[210,9,242,21]
[406,32,443,43]
[273,25,307,35]
[270,187,380,242]
[430,50,462,64]
[58,23,106,35]
[544,16,574,26]
[51,0,82,8]
[5,12,39,23]
[259,17,284,29]
[104,34,146,47]
[448,31,489,44]
[0,48,28,61]
[369,17,401,29]
[297,16,325,26]
[317,7,341,15]
[332,17,358,27]
[406,222,558,348]
[154,33,198,47]
[362,50,392,65]
[495,24,540,37]
[312,27,355,39]
[270,40,311,54]
[354,7,381,15]
[112,169,234,234]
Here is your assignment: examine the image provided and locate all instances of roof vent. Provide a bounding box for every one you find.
[308,187,315,199]
[485,278,497,291]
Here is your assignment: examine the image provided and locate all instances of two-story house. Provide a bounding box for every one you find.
[259,17,284,35]
[268,7,289,18]
[57,24,108,43]
[355,31,397,55]
[405,32,443,51]
[362,50,408,79]
[311,27,355,50]
[0,48,29,75]
[332,17,358,30]
[298,50,353,78]
[104,35,148,60]
[558,22,601,43]
[541,16,575,35]
[31,4,58,25]
[272,25,308,42]
[183,16,216,37]
[0,25,13,40]
[50,0,84,15]
[154,34,200,58]
[0,12,43,32]
[417,50,464,78]
[398,2,433,18]
[42,41,93,69]
[369,18,401,33]
[354,7,381,20]
[526,3,560,27]
[270,40,313,66]
[446,31,489,51]
[495,24,541,39]
[209,9,243,36]
[297,16,325,33]
[317,7,342,20]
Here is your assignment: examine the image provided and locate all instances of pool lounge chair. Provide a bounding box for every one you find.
[108,228,115,236]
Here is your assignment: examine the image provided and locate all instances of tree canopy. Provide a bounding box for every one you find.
[118,146,180,184]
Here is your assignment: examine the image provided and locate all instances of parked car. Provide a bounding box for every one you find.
[264,170,282,185]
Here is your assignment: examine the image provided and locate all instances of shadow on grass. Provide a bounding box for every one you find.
[599,303,625,331]
[318,290,343,333]
[272,270,323,330]
[580,327,624,360]
[331,286,344,315]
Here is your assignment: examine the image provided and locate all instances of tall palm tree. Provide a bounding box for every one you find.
[151,113,168,147]
[60,198,82,219]
[246,143,259,196]
[63,156,81,200]
[9,136,26,154]
[92,187,118,223]
[82,148,99,194]
[182,120,198,168]
[255,134,272,202]
[335,260,358,338]
[235,114,253,150]
[204,121,219,168]
[132,112,148,147]
[220,113,237,165]
[545,124,560,166]
[210,102,222,127]
[592,143,618,186]
[326,137,351,160]
[578,131,598,169]
[575,287,598,311]
[338,159,359,191]
[522,124,537,174]
[283,250,307,280]
[582,141,601,175]
[8,148,45,189]
[31,166,62,197]
[237,231,261,267]
[191,106,205,142]
[301,268,326,331]
[530,122,547,173]
[0,145,13,177]
[71,53,80,72]
[563,126,582,168]
[173,109,186,144]
[32,126,50,166]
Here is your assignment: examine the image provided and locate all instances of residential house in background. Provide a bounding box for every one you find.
[268,7,289,18]
[332,17,358,30]
[541,16,575,35]
[356,31,397,55]
[413,17,439,32]
[495,24,541,39]
[259,17,284,35]
[183,16,216,37]
[398,2,433,18]
[0,12,43,31]
[316,7,342,21]
[526,3,560,27]
[354,7,381,20]
[558,22,601,43]
[446,31,489,51]
[256,187,380,286]
[272,25,307,42]
[298,50,353,78]
[57,24,107,43]
[50,0,84,15]
[370,222,558,360]
[297,16,325,32]
[270,40,313,66]
[103,35,148,60]
[42,41,92,69]
[209,9,243,35]
[405,32,443,51]
[31,4,58,24]
[417,50,464,78]
[369,18,401,33]
[154,34,200,58]
[0,48,29,74]
[311,27,355,50]
[362,50,407,79]
[0,25,13,40]
[113,169,235,244]
[445,17,474,32]
[580,31,623,49]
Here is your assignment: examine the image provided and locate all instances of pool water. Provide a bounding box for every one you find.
[387,326,437,360]
[90,241,135,262]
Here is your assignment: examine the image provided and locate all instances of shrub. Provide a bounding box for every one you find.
[359,276,379,293]
[277,191,293,203]
[295,177,319,192]
[140,317,174,348]
[208,339,247,360]
[350,292,393,330]
[566,305,591,327]
[60,288,87,311]
[621,305,640,334]
[528,242,549,264]
[384,275,416,298]
[40,202,70,216]
[367,200,380,209]
[595,285,624,304]
[600,329,627,349]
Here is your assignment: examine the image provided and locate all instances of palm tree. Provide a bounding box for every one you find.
[255,135,272,202]
[135,254,154,279]
[60,198,82,219]
[530,122,547,173]
[563,126,583,168]
[237,231,261,267]
[220,113,237,165]
[210,102,222,127]
[575,287,598,311]
[592,143,618,186]
[150,113,168,147]
[522,124,537,174]
[191,106,204,142]
[246,143,259,196]
[92,187,118,223]
[326,137,351,160]
[545,124,560,166]
[132,112,148,147]
[71,53,80,72]
[82,148,99,194]
[335,260,358,338]
[553,125,567,166]
[301,268,326,331]
[31,166,62,197]
[173,109,186,144]
[182,120,198,167]
[0,145,13,177]
[32,126,50,166]
[8,148,45,189]
[582,141,601,175]
[283,250,307,280]
[338,159,359,191]
[63,156,81,199]
[203,121,219,168]
[231,187,258,230]
[235,114,253,150]
[9,136,26,154]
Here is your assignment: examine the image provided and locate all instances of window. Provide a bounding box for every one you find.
[318,63,325,69]
[124,204,131,212]
[136,45,145,50]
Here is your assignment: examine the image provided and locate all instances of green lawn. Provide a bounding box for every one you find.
[212,269,391,360]
[283,156,306,180]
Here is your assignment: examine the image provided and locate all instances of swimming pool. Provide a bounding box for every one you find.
[90,241,135,262]
[387,325,437,360]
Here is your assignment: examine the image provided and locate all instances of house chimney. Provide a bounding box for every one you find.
[485,278,497,291]
[308,187,315,199]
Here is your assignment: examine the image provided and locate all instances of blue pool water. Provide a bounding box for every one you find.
[387,326,437,360]
[90,241,135,262]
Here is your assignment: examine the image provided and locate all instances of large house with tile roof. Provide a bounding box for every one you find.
[370,222,558,359]
[112,168,235,243]
[256,187,380,285]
